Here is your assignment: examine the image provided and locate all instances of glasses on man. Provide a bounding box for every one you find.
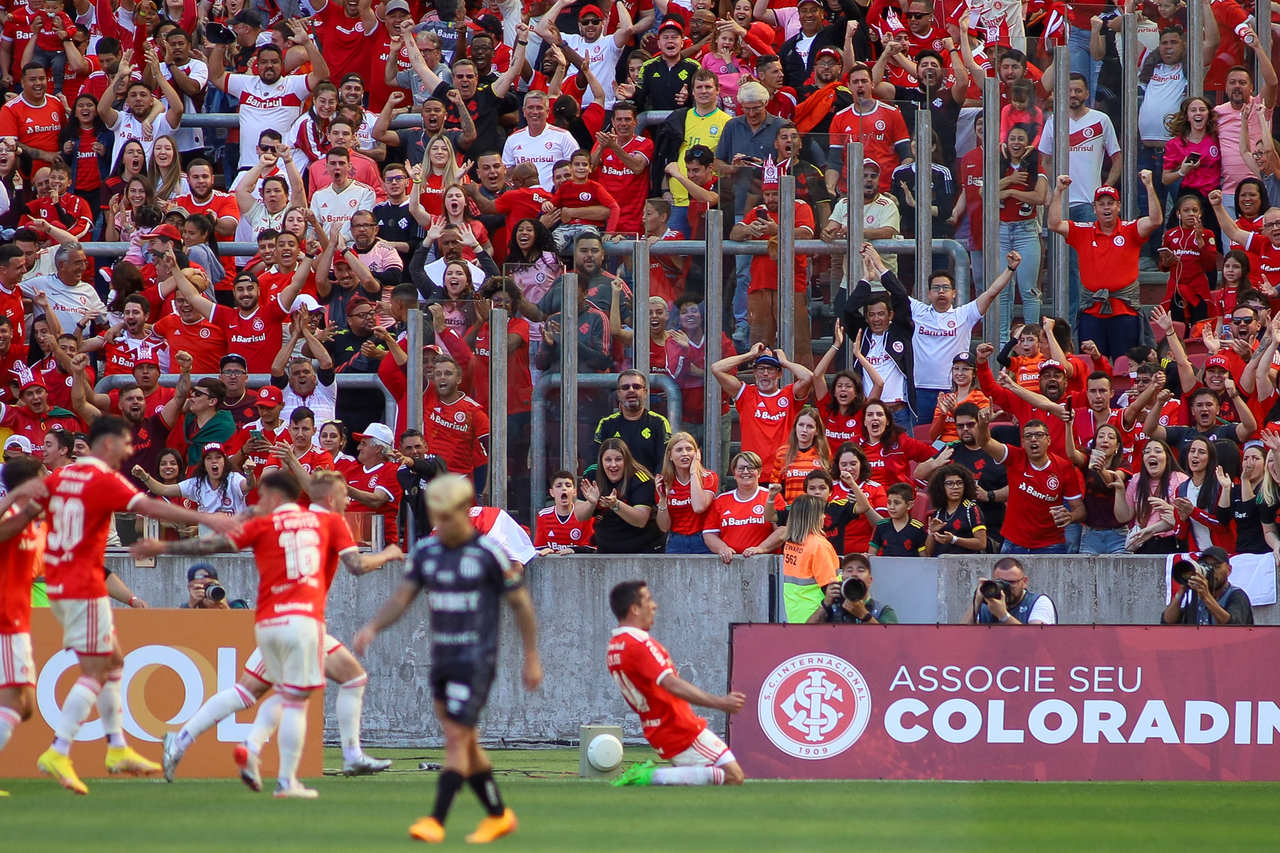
[619,383,645,391]
[220,368,247,377]
[906,11,931,18]
[1023,431,1049,440]
[928,283,954,292]
[189,389,211,399]
[1231,316,1253,324]
[349,310,375,320]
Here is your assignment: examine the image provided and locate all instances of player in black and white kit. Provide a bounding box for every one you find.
[354,474,542,845]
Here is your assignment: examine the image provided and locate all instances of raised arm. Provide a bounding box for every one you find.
[1046,174,1071,236]
[490,25,530,100]
[975,251,1020,314]
[1148,304,1197,391]
[711,343,766,397]
[1135,170,1162,237]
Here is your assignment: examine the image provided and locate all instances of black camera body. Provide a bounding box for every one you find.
[980,578,1013,602]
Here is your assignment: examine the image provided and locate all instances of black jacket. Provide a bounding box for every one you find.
[397,454,450,541]
[779,27,843,91]
[841,269,917,419]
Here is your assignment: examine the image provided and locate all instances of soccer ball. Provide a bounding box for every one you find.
[586,733,624,772]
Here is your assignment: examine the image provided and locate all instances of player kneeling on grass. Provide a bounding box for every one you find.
[353,474,543,845]
[159,470,403,783]
[607,580,747,786]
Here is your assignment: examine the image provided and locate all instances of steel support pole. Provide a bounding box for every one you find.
[1052,44,1071,320]
[632,239,651,385]
[778,174,797,370]
[982,75,1001,341]
[1187,0,1204,99]
[914,105,933,300]
[559,274,579,474]
[406,308,423,431]
[703,209,724,469]
[1122,14,1140,220]
[488,307,509,511]
[1257,0,1272,88]
[846,142,865,293]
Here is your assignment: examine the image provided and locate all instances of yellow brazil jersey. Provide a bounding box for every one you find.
[670,107,731,207]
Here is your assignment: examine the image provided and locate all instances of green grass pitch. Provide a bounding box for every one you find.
[2,748,1277,852]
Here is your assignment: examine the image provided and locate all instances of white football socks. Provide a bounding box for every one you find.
[99,672,125,748]
[651,766,726,786]
[53,676,101,753]
[276,697,308,786]
[176,684,256,753]
[337,675,368,762]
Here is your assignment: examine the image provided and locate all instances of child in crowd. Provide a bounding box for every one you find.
[868,483,926,557]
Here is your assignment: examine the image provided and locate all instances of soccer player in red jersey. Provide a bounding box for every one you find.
[152,470,402,785]
[0,457,46,795]
[536,470,596,554]
[19,416,235,795]
[607,580,746,786]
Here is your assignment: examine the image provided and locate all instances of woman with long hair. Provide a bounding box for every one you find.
[182,213,229,292]
[104,176,156,243]
[432,259,480,336]
[1163,95,1221,198]
[149,134,190,201]
[59,94,111,224]
[1064,421,1131,555]
[774,406,830,503]
[702,451,785,561]
[1172,436,1232,550]
[929,353,990,443]
[997,126,1048,341]
[147,447,195,540]
[506,218,562,364]
[829,441,886,555]
[133,444,248,536]
[319,420,359,480]
[1159,192,1219,325]
[575,437,665,553]
[860,400,941,485]
[1117,439,1186,554]
[1217,441,1277,555]
[655,432,718,553]
[103,140,147,211]
[439,183,491,259]
[809,324,882,446]
[415,134,464,216]
[924,464,988,555]
[781,494,840,623]
[104,261,147,322]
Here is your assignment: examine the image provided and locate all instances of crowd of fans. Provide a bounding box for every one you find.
[1,0,1280,606]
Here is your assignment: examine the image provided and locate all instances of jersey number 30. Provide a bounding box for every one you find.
[279,529,322,580]
[46,496,86,553]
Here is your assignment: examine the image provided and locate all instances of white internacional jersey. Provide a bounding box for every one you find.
[311,181,378,241]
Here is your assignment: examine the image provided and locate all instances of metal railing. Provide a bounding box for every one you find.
[93,371,398,427]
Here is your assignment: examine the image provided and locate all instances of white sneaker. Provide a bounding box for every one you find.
[234,744,261,793]
[342,754,392,776]
[273,780,319,799]
[162,732,183,783]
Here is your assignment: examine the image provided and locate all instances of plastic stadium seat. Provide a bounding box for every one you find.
[912,423,934,442]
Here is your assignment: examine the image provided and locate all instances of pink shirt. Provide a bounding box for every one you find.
[1214,101,1275,195]
[1163,135,1222,196]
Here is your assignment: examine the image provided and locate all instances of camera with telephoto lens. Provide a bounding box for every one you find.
[1172,558,1210,588]
[204,583,227,603]
[980,578,1013,601]
[840,577,867,603]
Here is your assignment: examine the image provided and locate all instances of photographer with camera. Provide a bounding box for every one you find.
[1161,547,1255,625]
[179,563,248,610]
[963,557,1057,625]
[807,554,898,625]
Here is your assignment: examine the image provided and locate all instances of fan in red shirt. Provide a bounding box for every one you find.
[977,414,1085,553]
[606,580,746,787]
[345,422,403,546]
[312,0,381,100]
[1049,176,1160,360]
[152,268,230,375]
[424,356,491,481]
[535,470,597,554]
[858,400,937,485]
[827,66,911,193]
[702,451,786,561]
[1160,197,1219,324]
[554,151,621,231]
[466,280,532,418]
[0,456,46,762]
[0,64,67,167]
[19,162,93,240]
[590,103,653,236]
[26,416,233,795]
[712,345,815,483]
[655,434,718,549]
[0,373,84,457]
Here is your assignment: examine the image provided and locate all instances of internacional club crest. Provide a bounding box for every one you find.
[757,653,871,759]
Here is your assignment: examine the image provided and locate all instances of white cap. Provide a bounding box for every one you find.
[355,422,396,448]
[3,435,34,453]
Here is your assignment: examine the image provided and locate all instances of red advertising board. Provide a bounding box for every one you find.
[728,624,1280,781]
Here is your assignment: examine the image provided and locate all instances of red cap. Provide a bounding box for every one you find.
[202,442,226,455]
[132,352,160,368]
[19,374,46,393]
[1206,353,1231,371]
[814,46,843,64]
[1094,185,1120,202]
[142,223,182,242]
[578,3,603,18]
[1038,358,1065,373]
[255,385,284,407]
[658,15,685,34]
